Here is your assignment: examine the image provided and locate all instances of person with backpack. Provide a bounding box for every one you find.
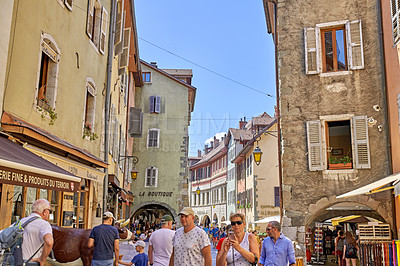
[343,231,359,266]
[334,230,345,266]
[20,198,54,265]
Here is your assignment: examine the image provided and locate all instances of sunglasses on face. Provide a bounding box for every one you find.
[231,221,243,226]
[267,227,275,231]
[45,208,53,214]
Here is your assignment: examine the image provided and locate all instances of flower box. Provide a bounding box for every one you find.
[328,163,352,170]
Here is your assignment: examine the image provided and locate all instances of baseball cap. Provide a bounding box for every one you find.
[135,240,146,248]
[178,207,194,216]
[103,212,115,219]
[161,215,173,222]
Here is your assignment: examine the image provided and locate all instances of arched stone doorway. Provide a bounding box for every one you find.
[131,201,176,232]
[202,215,211,227]
[213,213,218,226]
[194,215,200,226]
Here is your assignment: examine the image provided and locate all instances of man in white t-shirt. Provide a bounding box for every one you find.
[20,199,54,265]
[169,207,211,266]
[148,215,175,266]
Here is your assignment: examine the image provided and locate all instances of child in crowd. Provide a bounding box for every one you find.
[118,240,149,266]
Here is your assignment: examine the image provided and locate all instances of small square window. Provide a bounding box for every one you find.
[143,72,151,83]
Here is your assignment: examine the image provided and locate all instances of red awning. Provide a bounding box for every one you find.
[0,136,80,192]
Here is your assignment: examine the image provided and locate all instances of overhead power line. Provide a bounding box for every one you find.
[139,38,275,98]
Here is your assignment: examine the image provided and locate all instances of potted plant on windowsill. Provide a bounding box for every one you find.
[329,156,352,169]
[83,122,98,141]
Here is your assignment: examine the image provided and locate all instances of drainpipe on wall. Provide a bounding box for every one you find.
[103,0,116,214]
[377,0,396,238]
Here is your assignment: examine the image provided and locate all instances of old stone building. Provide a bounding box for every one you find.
[263,0,393,255]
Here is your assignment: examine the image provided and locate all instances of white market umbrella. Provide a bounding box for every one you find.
[253,215,280,224]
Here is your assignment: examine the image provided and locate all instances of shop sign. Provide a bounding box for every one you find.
[138,191,173,197]
[0,165,79,192]
[42,42,57,62]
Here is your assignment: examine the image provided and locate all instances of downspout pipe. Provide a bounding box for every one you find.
[377,0,396,237]
[103,0,116,213]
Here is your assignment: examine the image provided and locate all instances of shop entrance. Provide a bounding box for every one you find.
[131,203,174,233]
[305,202,390,265]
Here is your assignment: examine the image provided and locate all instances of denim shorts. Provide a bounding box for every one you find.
[91,259,114,266]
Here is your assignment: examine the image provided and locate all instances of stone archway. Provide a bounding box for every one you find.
[213,213,218,225]
[194,215,200,225]
[131,201,177,231]
[131,200,177,220]
[202,215,211,227]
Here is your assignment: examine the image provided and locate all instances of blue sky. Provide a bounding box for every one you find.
[135,0,276,156]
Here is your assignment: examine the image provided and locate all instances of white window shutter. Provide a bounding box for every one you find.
[155,96,161,113]
[306,120,323,171]
[346,20,364,70]
[114,0,124,45]
[86,0,94,38]
[153,168,158,187]
[304,27,320,74]
[149,96,155,113]
[353,115,371,169]
[391,0,400,45]
[114,11,126,56]
[118,28,131,69]
[99,7,108,54]
[93,6,102,47]
[65,0,73,11]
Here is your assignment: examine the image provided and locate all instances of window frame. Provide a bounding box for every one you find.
[145,167,158,187]
[321,26,348,72]
[143,72,151,83]
[83,78,97,136]
[34,33,60,114]
[147,128,160,148]
[391,0,400,45]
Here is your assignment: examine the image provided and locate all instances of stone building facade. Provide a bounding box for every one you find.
[264,0,393,255]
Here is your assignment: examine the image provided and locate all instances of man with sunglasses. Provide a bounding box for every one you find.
[258,221,295,266]
[20,199,54,265]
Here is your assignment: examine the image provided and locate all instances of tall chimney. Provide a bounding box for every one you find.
[204,144,209,154]
[150,62,158,68]
[198,150,202,157]
[239,117,247,129]
[214,136,219,147]
[210,141,214,149]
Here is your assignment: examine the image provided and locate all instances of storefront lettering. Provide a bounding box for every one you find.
[87,171,98,181]
[0,166,79,192]
[137,191,173,197]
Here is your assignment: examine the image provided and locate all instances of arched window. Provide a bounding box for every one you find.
[35,33,60,112]
[83,78,97,139]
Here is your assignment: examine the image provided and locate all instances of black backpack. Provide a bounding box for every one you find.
[0,217,43,266]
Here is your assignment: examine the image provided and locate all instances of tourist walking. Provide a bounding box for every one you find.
[88,212,120,266]
[258,221,295,266]
[148,214,175,266]
[216,213,259,266]
[169,207,211,266]
[20,199,54,265]
[343,232,359,266]
[335,230,345,266]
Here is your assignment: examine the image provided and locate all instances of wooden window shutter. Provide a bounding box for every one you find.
[353,115,371,169]
[114,0,124,45]
[86,0,94,38]
[154,96,161,113]
[93,6,102,47]
[274,187,280,207]
[124,72,128,106]
[114,11,126,56]
[118,28,131,69]
[153,168,158,186]
[65,0,73,11]
[346,20,364,70]
[99,7,108,54]
[110,106,115,155]
[306,120,323,171]
[128,107,143,137]
[391,0,400,45]
[304,27,320,74]
[149,96,155,113]
[113,120,119,162]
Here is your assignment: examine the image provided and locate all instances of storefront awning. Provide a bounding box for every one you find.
[0,136,80,192]
[253,215,281,224]
[331,215,361,226]
[336,172,400,199]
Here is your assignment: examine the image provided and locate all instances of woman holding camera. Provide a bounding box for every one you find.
[216,213,260,266]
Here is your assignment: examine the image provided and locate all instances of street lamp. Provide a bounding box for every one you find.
[119,155,139,180]
[196,186,200,195]
[253,146,263,166]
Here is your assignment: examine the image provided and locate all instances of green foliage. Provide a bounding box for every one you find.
[329,156,352,165]
[82,124,98,141]
[36,106,57,125]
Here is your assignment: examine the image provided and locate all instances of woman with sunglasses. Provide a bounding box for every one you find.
[216,213,259,266]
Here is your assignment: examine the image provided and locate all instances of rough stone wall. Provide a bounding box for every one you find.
[276,0,392,254]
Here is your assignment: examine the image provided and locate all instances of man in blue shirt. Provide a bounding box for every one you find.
[88,212,120,266]
[259,221,295,266]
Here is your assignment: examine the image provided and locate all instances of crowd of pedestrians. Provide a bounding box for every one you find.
[15,199,298,266]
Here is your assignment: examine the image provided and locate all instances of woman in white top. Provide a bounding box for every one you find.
[216,213,260,266]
